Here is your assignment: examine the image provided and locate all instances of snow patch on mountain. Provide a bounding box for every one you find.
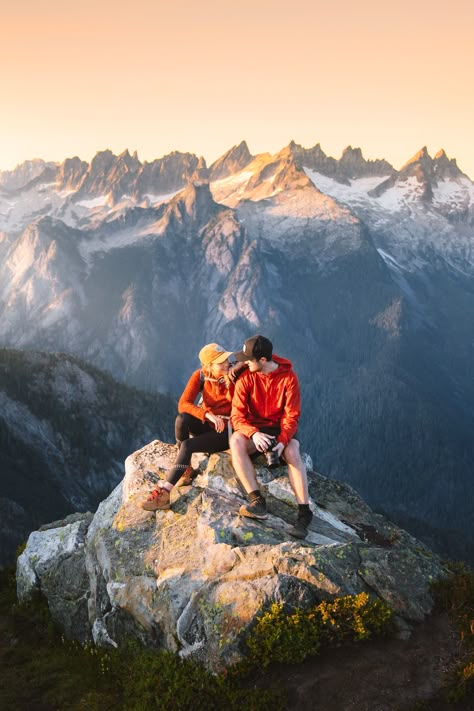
[79,224,158,259]
[377,178,427,210]
[142,190,180,206]
[77,196,109,209]
[432,178,474,211]
[236,186,363,265]
[211,170,255,205]
[304,169,389,205]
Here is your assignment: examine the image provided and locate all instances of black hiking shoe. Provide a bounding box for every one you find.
[288,510,313,539]
[239,496,268,520]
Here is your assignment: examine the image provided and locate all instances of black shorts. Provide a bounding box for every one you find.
[258,426,298,441]
[251,426,298,464]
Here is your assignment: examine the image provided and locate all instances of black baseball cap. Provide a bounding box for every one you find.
[234,335,273,362]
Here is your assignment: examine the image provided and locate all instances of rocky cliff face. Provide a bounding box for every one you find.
[17,440,447,672]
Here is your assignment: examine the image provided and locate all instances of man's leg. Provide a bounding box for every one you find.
[281,439,309,504]
[230,432,267,519]
[229,431,258,494]
[282,439,312,539]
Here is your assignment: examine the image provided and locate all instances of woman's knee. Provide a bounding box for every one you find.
[178,437,195,458]
[175,412,191,440]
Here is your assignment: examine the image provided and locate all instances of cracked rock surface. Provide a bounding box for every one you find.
[16,439,447,672]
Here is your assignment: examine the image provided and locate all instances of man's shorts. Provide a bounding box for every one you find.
[258,426,298,441]
[251,426,298,464]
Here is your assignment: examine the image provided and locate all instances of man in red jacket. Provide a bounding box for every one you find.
[230,335,313,539]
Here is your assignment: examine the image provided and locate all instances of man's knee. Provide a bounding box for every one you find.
[283,438,302,464]
[230,431,248,453]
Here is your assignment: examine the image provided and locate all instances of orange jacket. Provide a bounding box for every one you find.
[230,355,300,447]
[178,369,233,422]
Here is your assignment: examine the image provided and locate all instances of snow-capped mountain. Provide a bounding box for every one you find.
[0,142,473,562]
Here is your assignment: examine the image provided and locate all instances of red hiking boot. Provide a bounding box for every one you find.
[140,486,171,511]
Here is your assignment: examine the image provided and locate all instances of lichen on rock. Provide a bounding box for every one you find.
[16,439,448,671]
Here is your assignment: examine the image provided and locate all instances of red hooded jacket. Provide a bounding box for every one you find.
[230,355,300,447]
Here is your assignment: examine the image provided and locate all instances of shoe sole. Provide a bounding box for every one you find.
[288,528,308,539]
[238,504,268,520]
[140,503,171,511]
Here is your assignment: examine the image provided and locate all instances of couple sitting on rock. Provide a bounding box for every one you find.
[140,335,313,539]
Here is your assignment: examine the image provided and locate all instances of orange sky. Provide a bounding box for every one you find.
[1,0,473,177]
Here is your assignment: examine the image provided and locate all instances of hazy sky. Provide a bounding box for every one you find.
[1,0,473,176]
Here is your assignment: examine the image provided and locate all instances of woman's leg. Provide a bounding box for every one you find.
[165,429,229,486]
[175,412,208,444]
[141,423,229,510]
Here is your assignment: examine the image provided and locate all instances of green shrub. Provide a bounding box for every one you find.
[111,642,282,711]
[245,592,394,669]
[432,563,474,703]
[0,568,283,710]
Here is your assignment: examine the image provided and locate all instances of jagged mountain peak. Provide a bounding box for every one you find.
[133,152,208,202]
[398,146,466,186]
[90,148,116,166]
[56,156,89,191]
[283,140,303,156]
[433,149,466,180]
[209,141,253,180]
[339,146,394,179]
[191,156,209,181]
[401,146,432,171]
[341,145,363,159]
[0,158,58,191]
[167,180,218,224]
[306,142,327,158]
[117,149,142,170]
[295,143,392,183]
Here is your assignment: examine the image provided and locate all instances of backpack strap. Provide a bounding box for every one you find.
[197,369,205,408]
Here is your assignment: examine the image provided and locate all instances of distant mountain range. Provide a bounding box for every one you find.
[0,141,473,563]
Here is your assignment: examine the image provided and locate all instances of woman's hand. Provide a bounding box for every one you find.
[205,412,226,433]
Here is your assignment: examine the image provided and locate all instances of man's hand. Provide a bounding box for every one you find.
[205,412,226,433]
[228,362,247,383]
[272,441,285,458]
[251,431,274,452]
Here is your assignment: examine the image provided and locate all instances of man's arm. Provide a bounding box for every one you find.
[278,372,301,447]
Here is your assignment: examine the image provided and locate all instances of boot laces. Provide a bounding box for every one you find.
[147,487,166,501]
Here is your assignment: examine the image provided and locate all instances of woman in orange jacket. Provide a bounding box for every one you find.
[141,343,245,511]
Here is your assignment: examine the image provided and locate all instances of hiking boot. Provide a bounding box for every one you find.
[176,465,196,487]
[288,510,313,539]
[239,496,268,520]
[140,486,171,511]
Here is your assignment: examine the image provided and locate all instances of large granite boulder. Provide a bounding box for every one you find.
[17,440,447,671]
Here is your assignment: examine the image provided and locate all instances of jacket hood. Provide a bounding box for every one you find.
[272,354,293,372]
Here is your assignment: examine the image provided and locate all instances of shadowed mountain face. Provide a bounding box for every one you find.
[0,144,473,562]
[0,349,175,566]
